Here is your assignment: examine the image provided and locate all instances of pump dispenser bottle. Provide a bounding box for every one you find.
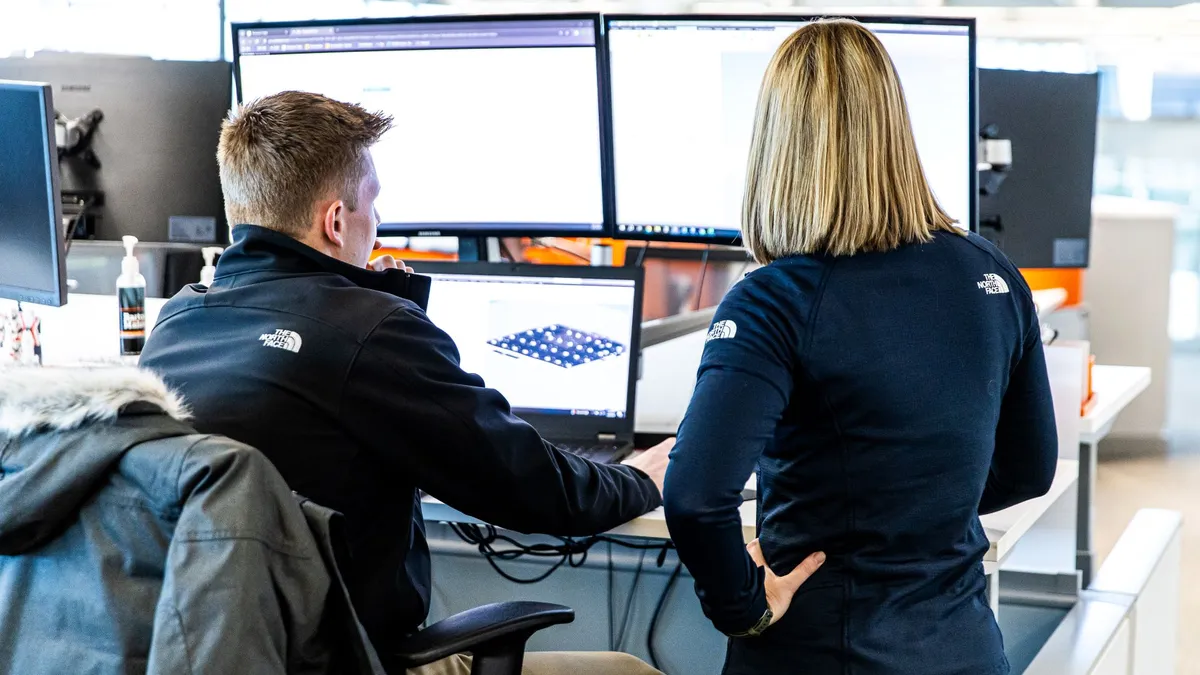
[117,235,147,356]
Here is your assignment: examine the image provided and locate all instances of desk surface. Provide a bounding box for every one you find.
[1081,366,1152,443]
[422,459,1077,570]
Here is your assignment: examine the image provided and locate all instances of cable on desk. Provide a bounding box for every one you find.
[647,562,684,673]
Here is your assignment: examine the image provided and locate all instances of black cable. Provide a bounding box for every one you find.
[446,522,672,587]
[608,542,615,651]
[647,562,684,672]
[498,239,518,263]
[531,238,591,263]
[634,244,649,268]
[64,196,94,253]
[694,246,712,311]
[615,549,647,650]
[483,552,568,584]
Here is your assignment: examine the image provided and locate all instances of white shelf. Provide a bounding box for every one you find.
[1032,287,1069,320]
[1081,366,1152,444]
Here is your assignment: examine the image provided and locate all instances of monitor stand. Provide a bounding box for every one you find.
[457,237,501,263]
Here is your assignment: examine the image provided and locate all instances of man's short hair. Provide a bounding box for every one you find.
[217,91,393,238]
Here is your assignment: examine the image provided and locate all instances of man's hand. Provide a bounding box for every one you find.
[747,539,825,627]
[369,255,413,273]
[622,437,674,496]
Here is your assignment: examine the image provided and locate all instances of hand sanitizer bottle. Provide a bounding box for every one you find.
[117,235,147,356]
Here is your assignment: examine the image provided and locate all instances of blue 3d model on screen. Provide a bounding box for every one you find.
[488,325,625,369]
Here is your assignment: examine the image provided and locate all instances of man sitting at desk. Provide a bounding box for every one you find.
[140,91,670,675]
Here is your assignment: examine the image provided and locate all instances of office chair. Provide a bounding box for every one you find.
[392,601,575,675]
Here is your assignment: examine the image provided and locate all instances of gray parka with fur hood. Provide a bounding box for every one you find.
[0,367,385,675]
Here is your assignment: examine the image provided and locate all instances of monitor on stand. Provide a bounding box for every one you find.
[233,14,611,248]
[0,55,230,244]
[978,68,1099,268]
[604,15,977,245]
[0,80,68,307]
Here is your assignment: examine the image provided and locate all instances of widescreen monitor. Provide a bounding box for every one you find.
[605,15,977,244]
[234,15,610,238]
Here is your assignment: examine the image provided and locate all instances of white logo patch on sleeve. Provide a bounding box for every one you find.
[259,329,303,353]
[977,273,1011,295]
[706,320,738,342]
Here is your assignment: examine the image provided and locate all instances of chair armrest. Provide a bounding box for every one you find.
[391,601,575,668]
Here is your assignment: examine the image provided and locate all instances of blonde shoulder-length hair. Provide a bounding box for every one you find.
[742,19,959,264]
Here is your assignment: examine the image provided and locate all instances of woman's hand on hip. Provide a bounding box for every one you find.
[747,539,826,626]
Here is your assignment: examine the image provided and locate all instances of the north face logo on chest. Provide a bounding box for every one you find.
[259,329,303,353]
[977,274,1010,295]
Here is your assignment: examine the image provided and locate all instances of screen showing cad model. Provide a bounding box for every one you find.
[424,274,637,418]
[235,18,606,236]
[607,19,973,241]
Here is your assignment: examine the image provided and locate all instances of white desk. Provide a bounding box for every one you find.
[1080,366,1152,445]
[422,458,1077,572]
[1076,365,1152,585]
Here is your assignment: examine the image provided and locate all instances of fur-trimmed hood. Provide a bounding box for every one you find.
[0,367,194,555]
[0,366,189,436]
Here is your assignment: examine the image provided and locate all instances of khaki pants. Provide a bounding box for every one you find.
[406,651,663,675]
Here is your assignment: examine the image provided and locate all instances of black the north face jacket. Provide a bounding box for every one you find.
[140,225,661,651]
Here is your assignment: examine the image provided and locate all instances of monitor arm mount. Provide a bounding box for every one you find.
[55,109,105,246]
[56,109,104,168]
[978,123,1012,234]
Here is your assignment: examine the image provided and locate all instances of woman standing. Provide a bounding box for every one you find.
[663,19,1058,674]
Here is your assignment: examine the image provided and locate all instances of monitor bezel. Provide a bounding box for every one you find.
[0,80,68,307]
[230,13,615,240]
[407,261,644,440]
[602,13,979,245]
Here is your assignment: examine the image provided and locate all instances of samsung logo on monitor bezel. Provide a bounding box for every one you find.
[60,84,92,93]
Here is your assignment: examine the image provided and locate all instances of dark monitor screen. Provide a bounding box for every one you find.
[233,14,609,238]
[0,56,229,245]
[605,15,976,245]
[0,80,67,306]
[979,68,1099,269]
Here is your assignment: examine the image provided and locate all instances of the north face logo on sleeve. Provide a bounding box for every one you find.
[706,320,738,342]
[977,274,1010,295]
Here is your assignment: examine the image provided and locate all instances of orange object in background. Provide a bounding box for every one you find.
[1021,268,1084,307]
[371,247,455,263]
[1081,354,1096,416]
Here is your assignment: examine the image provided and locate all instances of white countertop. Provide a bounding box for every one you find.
[422,458,1077,571]
[1032,288,1069,320]
[1081,365,1152,444]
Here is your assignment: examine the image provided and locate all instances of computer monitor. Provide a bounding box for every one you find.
[410,263,642,439]
[0,80,67,306]
[233,15,610,239]
[605,15,977,244]
[979,68,1099,268]
[0,55,230,244]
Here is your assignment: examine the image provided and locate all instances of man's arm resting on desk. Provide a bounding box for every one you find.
[341,306,661,535]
